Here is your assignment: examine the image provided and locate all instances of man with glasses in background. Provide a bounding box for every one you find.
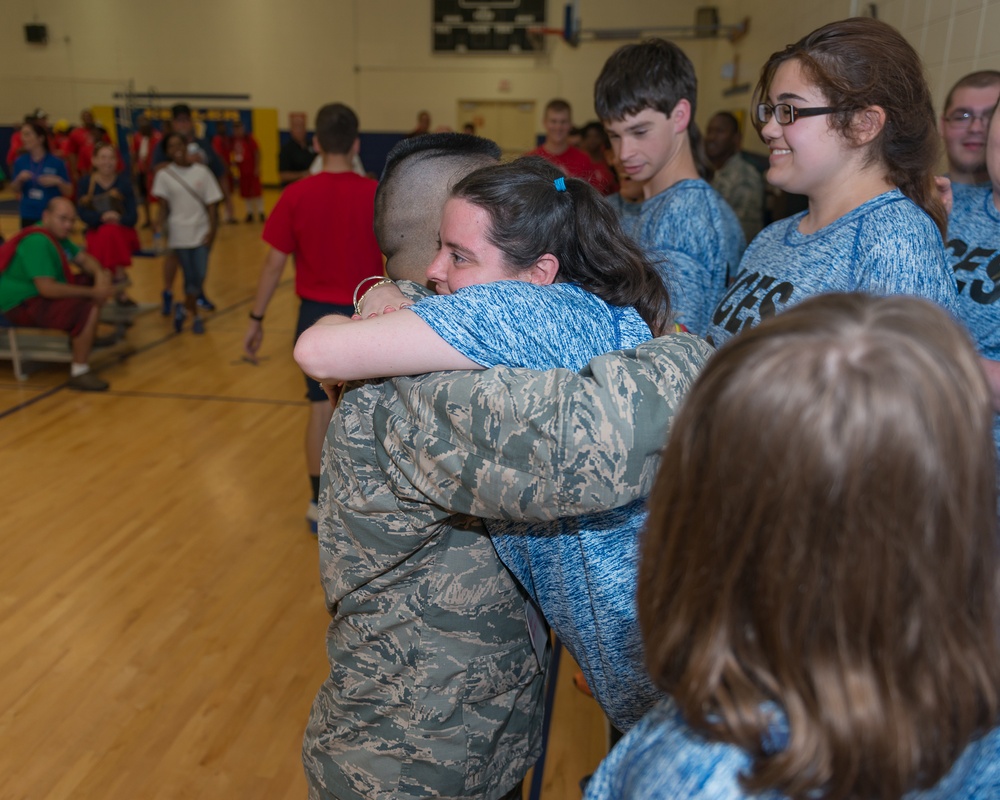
[940,71,1000,196]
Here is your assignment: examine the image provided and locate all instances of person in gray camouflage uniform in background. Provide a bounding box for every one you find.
[303,134,548,800]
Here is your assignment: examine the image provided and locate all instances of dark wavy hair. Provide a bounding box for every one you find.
[640,292,1000,799]
[580,121,611,150]
[451,157,671,335]
[752,18,946,237]
[161,132,186,155]
[22,121,50,153]
[594,38,713,181]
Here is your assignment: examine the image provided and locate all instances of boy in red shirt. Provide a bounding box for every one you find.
[526,99,600,187]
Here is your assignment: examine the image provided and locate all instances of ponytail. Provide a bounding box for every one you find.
[563,178,671,335]
[891,167,947,240]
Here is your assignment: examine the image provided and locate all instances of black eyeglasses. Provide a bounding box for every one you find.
[756,103,839,126]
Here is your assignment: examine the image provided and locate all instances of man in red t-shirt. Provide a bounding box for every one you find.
[51,120,73,162]
[526,99,602,189]
[65,109,112,181]
[243,103,383,532]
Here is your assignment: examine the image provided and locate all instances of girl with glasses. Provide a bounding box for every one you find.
[706,18,959,348]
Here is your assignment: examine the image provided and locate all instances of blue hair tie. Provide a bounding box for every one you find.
[553,176,567,192]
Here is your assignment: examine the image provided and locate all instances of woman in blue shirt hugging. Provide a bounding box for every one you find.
[295,156,678,731]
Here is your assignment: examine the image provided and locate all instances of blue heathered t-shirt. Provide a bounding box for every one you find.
[605,193,643,241]
[948,184,1000,357]
[706,189,959,348]
[625,178,746,337]
[945,183,1000,455]
[951,179,991,209]
[585,696,1000,800]
[411,280,662,731]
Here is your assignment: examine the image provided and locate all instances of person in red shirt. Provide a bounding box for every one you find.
[65,110,94,176]
[6,127,25,172]
[210,123,231,172]
[580,121,620,196]
[65,109,114,181]
[129,113,163,227]
[51,120,73,162]
[210,121,236,224]
[230,120,264,222]
[242,103,383,532]
[526,99,601,188]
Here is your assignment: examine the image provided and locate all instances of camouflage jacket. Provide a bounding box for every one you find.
[371,334,713,522]
[303,376,547,800]
[365,333,711,733]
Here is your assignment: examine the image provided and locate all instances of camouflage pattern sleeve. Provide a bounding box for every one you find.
[397,279,433,301]
[371,332,714,521]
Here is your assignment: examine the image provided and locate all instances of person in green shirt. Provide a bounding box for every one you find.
[0,197,116,390]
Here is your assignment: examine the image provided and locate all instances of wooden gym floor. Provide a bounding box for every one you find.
[0,190,608,800]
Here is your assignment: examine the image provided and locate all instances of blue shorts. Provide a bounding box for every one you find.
[296,298,354,402]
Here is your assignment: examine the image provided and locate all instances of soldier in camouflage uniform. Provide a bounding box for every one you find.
[297,156,688,732]
[303,134,546,800]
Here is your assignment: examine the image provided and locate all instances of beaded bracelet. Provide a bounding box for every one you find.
[353,276,396,316]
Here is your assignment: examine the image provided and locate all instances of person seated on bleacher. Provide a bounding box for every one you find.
[0,197,116,391]
[77,142,141,306]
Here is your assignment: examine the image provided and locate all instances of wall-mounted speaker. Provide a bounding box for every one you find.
[25,24,48,44]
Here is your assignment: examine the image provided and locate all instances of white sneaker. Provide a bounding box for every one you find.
[306,501,318,535]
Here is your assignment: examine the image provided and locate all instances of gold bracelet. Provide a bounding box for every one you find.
[353,278,395,316]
